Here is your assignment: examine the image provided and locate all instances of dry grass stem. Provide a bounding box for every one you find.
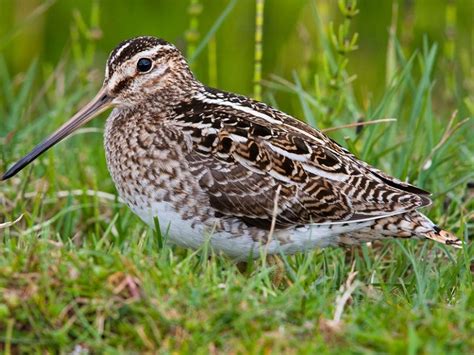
[422,111,471,170]
[322,118,397,133]
[0,214,23,229]
[265,184,282,256]
[23,189,121,203]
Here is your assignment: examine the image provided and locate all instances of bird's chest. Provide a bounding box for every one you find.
[103,111,210,228]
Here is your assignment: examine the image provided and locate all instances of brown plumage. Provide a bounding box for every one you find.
[2,36,461,260]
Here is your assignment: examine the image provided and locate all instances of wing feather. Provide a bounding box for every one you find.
[177,91,431,230]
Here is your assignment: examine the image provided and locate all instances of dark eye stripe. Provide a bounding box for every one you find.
[111,77,133,94]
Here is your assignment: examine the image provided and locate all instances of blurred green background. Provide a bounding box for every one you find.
[0,0,472,117]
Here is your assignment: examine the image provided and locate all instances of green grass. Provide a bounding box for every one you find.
[0,1,473,353]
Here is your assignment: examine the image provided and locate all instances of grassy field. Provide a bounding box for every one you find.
[0,1,473,353]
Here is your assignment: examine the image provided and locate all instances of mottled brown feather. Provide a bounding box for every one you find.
[173,92,431,230]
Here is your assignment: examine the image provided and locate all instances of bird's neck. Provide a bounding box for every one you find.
[144,74,205,113]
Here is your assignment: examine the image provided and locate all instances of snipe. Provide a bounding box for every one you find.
[2,36,461,259]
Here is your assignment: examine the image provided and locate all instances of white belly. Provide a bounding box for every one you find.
[127,198,373,260]
[130,200,260,259]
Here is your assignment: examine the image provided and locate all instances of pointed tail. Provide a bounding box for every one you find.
[425,227,462,248]
[334,211,463,248]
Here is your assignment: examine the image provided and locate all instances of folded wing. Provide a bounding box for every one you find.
[176,92,430,230]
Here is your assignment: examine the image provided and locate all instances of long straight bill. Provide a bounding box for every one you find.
[2,88,111,180]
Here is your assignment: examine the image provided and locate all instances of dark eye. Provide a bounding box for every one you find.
[137,58,152,73]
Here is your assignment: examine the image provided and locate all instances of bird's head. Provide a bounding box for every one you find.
[2,36,194,180]
[104,36,195,106]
